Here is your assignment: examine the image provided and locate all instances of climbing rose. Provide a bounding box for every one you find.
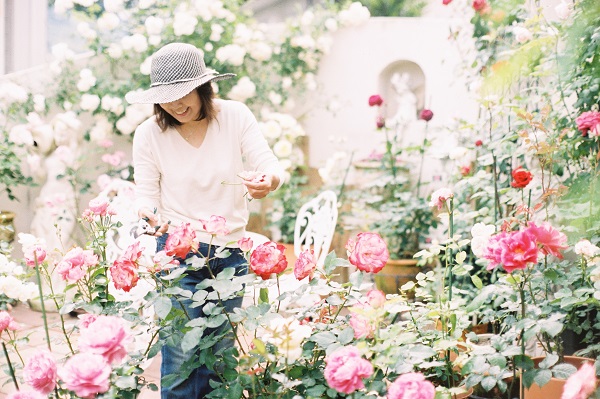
[368,94,383,107]
[419,109,434,121]
[58,353,111,399]
[511,166,533,188]
[575,111,600,136]
[324,346,373,394]
[56,247,98,282]
[23,350,57,394]
[164,222,198,258]
[387,372,435,399]
[250,241,288,279]
[199,215,230,236]
[346,232,389,273]
[429,187,454,210]
[78,316,130,365]
[294,249,317,280]
[562,362,597,399]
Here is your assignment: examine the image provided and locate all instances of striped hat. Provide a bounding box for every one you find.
[125,42,235,104]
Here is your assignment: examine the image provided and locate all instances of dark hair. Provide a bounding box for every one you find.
[153,83,217,131]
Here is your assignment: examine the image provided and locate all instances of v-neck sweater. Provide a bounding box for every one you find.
[132,99,284,247]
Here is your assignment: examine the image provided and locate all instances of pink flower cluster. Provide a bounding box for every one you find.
[82,196,116,221]
[387,372,435,399]
[0,311,18,335]
[17,316,129,398]
[111,241,143,292]
[56,247,99,282]
[483,222,567,273]
[324,346,374,394]
[575,111,600,136]
[250,241,288,279]
[346,232,390,274]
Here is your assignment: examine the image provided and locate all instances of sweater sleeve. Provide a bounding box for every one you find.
[238,103,286,190]
[132,120,161,214]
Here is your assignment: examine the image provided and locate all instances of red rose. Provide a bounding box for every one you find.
[475,139,483,147]
[419,109,434,121]
[511,166,533,188]
[472,0,489,13]
[368,95,383,107]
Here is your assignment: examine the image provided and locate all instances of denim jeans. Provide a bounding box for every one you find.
[156,234,247,399]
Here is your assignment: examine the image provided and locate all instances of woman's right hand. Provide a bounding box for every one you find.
[138,208,169,236]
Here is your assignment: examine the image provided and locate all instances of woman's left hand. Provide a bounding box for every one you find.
[240,172,278,200]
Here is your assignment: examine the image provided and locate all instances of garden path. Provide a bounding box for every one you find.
[0,305,161,398]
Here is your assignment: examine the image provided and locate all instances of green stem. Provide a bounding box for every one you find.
[416,122,428,198]
[1,341,18,391]
[448,198,454,302]
[34,259,52,352]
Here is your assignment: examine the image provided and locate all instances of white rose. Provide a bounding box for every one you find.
[32,95,47,113]
[116,117,136,135]
[106,43,123,59]
[9,125,34,146]
[268,91,282,106]
[54,145,76,166]
[261,120,282,140]
[248,42,272,62]
[273,139,293,158]
[210,23,224,42]
[339,2,370,27]
[215,44,246,66]
[228,77,256,102]
[77,68,97,92]
[97,12,120,31]
[90,116,112,142]
[77,22,97,40]
[205,42,214,52]
[138,0,155,9]
[290,34,315,49]
[145,16,164,36]
[54,0,74,15]
[148,35,162,46]
[80,94,101,111]
[103,0,124,13]
[0,82,28,104]
[173,12,198,36]
[51,43,75,61]
[513,26,532,43]
[574,240,600,259]
[325,18,338,32]
[121,34,148,53]
[282,77,292,89]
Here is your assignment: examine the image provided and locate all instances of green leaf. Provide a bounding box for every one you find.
[471,274,484,290]
[181,327,203,353]
[154,296,172,319]
[311,331,337,348]
[114,375,137,389]
[455,251,467,265]
[552,363,578,379]
[259,287,269,304]
[481,376,497,391]
[337,327,355,345]
[533,369,552,387]
[539,353,559,369]
[306,385,327,396]
[161,267,187,281]
[514,355,534,371]
[216,267,235,280]
[228,382,243,399]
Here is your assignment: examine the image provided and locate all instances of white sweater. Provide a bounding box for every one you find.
[132,99,284,247]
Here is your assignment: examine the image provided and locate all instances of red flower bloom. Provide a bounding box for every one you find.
[368,95,383,107]
[475,139,483,147]
[164,222,198,258]
[443,0,453,4]
[419,109,434,121]
[250,241,288,279]
[472,0,489,13]
[376,115,385,129]
[511,166,533,188]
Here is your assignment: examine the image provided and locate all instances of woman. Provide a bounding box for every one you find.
[126,42,284,398]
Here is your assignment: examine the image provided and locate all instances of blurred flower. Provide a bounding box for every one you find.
[511,166,533,188]
[78,316,131,365]
[324,346,373,394]
[429,187,454,210]
[23,350,57,394]
[562,362,597,399]
[58,353,111,398]
[575,111,600,136]
[387,372,435,399]
[419,109,434,121]
[199,215,230,236]
[294,249,317,280]
[369,94,383,107]
[346,232,389,273]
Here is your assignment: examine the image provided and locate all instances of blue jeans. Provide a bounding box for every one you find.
[156,234,247,399]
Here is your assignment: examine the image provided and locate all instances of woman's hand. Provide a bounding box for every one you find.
[241,172,279,200]
[138,208,169,236]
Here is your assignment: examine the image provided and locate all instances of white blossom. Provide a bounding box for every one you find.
[513,26,532,43]
[101,95,124,114]
[9,124,34,146]
[0,82,28,104]
[215,44,246,66]
[210,24,224,42]
[51,111,82,146]
[338,2,370,27]
[574,240,600,259]
[90,116,113,143]
[80,94,101,111]
[291,34,315,49]
[273,139,293,158]
[173,12,198,36]
[261,120,282,140]
[268,91,282,106]
[77,22,98,40]
[103,0,125,13]
[54,0,74,15]
[51,43,75,61]
[325,18,338,32]
[248,42,272,62]
[121,34,148,53]
[97,13,120,31]
[555,1,572,20]
[145,16,164,36]
[77,68,97,92]
[106,43,123,59]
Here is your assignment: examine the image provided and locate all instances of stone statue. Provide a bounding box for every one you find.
[387,72,418,127]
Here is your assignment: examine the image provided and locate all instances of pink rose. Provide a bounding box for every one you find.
[164,222,198,258]
[199,215,230,236]
[526,222,568,259]
[0,311,17,334]
[366,289,386,308]
[78,314,99,329]
[482,232,508,270]
[387,372,435,399]
[56,247,98,282]
[81,209,94,222]
[110,260,139,292]
[575,111,600,136]
[6,391,46,399]
[294,249,317,281]
[562,362,597,399]
[23,350,57,394]
[346,232,390,274]
[151,250,179,273]
[349,311,374,339]
[324,346,373,394]
[485,230,538,273]
[250,241,288,280]
[472,0,489,13]
[87,196,110,216]
[443,0,452,4]
[368,95,384,107]
[237,237,253,252]
[419,109,434,121]
[78,315,130,364]
[58,353,111,399]
[24,244,47,268]
[429,187,454,210]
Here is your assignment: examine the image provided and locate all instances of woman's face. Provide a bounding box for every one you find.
[159,90,202,124]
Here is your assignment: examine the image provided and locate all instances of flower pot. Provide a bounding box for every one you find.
[523,356,595,399]
[374,258,420,297]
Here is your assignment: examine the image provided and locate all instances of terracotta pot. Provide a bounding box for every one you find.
[524,356,595,399]
[374,258,420,297]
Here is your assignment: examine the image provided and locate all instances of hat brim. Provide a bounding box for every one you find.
[125,73,235,104]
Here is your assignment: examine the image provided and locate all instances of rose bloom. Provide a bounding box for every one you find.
[23,350,57,394]
[324,346,373,394]
[574,239,600,259]
[250,241,288,279]
[78,313,99,329]
[6,392,46,399]
[419,109,433,121]
[475,139,483,147]
[366,289,386,308]
[87,195,110,216]
[511,166,533,188]
[562,362,597,399]
[199,215,230,236]
[55,247,98,282]
[78,315,130,364]
[151,250,180,272]
[24,244,47,267]
[164,222,198,258]
[376,115,386,129]
[443,0,452,5]
[488,230,538,273]
[110,260,139,292]
[239,170,266,183]
[526,222,567,259]
[387,372,435,399]
[58,353,111,399]
[368,94,383,107]
[237,237,253,252]
[349,311,374,339]
[575,111,600,136]
[472,0,489,13]
[0,310,18,333]
[429,187,454,210]
[294,249,317,280]
[346,232,390,274]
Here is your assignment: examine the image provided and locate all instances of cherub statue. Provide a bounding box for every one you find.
[387,72,418,127]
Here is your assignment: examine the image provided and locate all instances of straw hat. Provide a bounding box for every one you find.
[125,42,235,104]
